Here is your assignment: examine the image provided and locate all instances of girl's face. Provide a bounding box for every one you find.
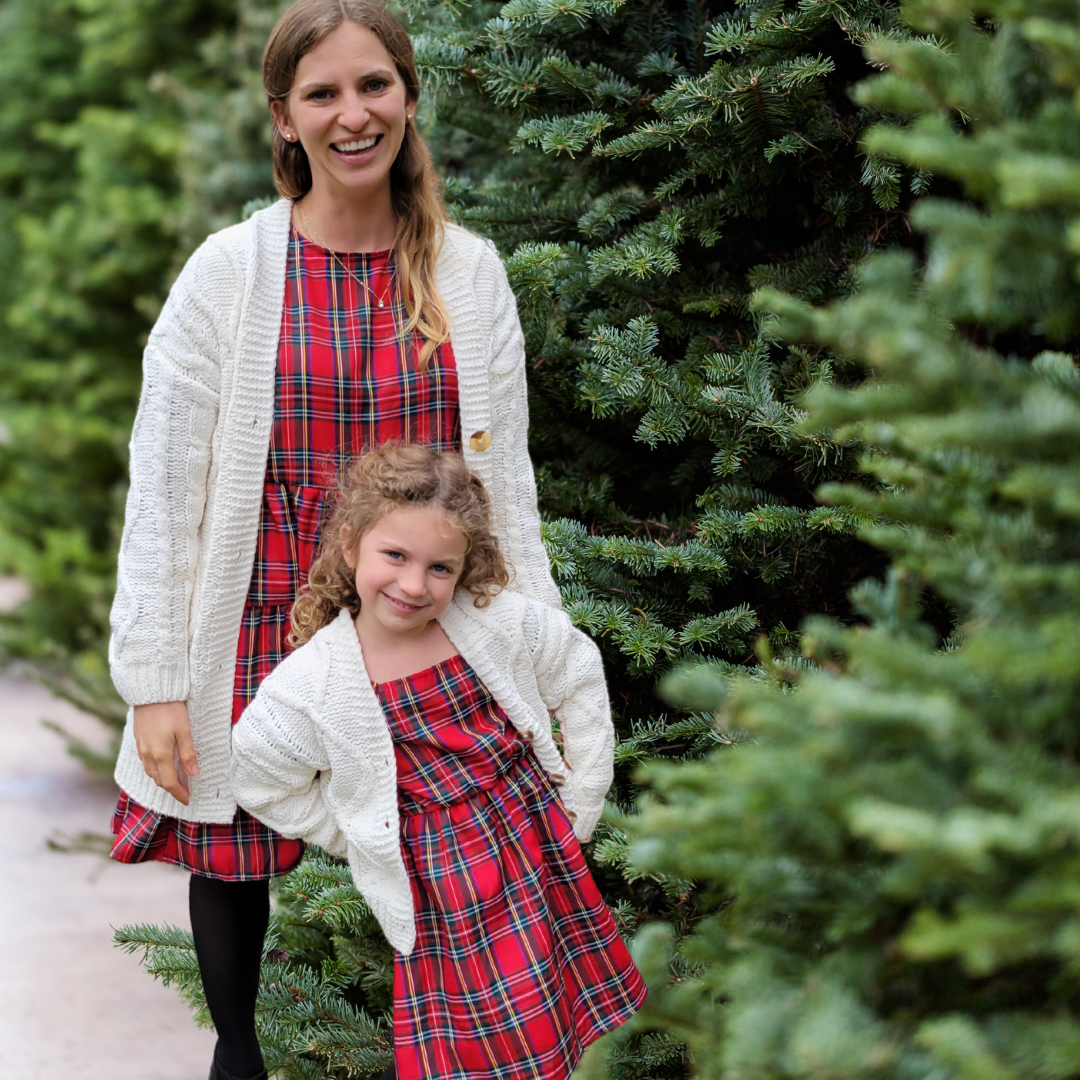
[272,21,413,205]
[344,506,467,640]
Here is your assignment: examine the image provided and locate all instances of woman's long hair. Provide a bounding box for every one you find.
[264,0,451,369]
[290,444,510,646]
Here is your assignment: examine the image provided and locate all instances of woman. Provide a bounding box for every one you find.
[107,2,559,1078]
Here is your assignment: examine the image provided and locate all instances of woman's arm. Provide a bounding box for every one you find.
[527,602,615,841]
[483,248,563,609]
[108,239,237,707]
[231,650,347,855]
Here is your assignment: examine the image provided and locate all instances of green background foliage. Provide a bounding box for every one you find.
[0,0,243,763]
[14,0,1078,1078]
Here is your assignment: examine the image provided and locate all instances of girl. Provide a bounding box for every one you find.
[231,444,646,1080]
[107,2,558,1078]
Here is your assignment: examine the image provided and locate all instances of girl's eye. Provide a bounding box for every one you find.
[384,550,404,561]
[431,564,453,575]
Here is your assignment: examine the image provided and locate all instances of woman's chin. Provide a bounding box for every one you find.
[315,162,394,203]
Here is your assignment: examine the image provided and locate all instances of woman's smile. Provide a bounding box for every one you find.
[331,133,382,163]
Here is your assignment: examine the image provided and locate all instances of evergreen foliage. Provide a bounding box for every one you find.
[403,0,921,803]
[620,0,1080,1074]
[0,0,239,767]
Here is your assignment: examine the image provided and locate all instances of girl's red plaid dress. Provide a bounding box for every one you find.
[111,227,461,879]
[379,654,647,1080]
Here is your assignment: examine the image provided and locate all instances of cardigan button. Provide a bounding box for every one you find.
[468,430,492,452]
[552,774,566,785]
[522,730,534,743]
[568,810,578,823]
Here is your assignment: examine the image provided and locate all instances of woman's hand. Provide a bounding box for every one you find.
[133,701,200,806]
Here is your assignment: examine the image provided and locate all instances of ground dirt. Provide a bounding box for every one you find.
[0,578,217,1079]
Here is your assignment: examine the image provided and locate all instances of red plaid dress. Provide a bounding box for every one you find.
[380,655,646,1080]
[111,227,461,879]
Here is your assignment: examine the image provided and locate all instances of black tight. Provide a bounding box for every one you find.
[189,875,270,1080]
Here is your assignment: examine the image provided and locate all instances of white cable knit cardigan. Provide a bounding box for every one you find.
[231,592,614,955]
[109,198,560,822]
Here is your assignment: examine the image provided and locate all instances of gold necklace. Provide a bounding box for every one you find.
[298,206,395,310]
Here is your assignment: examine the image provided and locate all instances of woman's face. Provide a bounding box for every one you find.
[272,21,413,204]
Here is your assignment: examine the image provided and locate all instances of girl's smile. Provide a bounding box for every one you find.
[382,591,423,612]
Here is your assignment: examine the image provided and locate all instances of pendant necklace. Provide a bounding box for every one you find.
[298,205,395,310]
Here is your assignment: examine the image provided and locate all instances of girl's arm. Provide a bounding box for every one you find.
[108,238,237,708]
[483,248,563,609]
[231,652,347,855]
[527,603,615,841]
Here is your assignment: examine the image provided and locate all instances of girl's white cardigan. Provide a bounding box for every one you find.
[109,198,560,822]
[231,594,614,955]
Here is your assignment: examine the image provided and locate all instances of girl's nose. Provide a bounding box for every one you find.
[398,567,426,597]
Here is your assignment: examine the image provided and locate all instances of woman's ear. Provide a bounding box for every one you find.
[270,99,296,143]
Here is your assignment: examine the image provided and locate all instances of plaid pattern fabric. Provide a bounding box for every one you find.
[379,656,646,1080]
[111,228,460,880]
[110,790,304,880]
[267,233,460,490]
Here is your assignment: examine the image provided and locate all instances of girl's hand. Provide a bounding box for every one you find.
[133,701,200,806]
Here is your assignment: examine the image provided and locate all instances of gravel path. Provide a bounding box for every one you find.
[0,580,217,1079]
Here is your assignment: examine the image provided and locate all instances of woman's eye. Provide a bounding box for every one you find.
[365,79,388,92]
[307,88,333,100]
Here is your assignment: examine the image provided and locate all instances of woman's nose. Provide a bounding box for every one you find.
[338,90,369,130]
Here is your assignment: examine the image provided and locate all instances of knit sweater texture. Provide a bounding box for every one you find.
[109,198,560,822]
[231,592,614,955]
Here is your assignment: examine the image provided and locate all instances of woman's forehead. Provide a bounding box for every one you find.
[293,21,397,86]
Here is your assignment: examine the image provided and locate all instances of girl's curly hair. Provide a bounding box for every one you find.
[289,444,509,645]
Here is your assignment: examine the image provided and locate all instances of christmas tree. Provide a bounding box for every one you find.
[618,0,1080,1074]
[117,0,938,1076]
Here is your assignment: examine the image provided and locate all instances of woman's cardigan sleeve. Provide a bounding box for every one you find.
[108,239,239,707]
[481,246,563,610]
[231,642,348,856]
[525,602,615,841]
